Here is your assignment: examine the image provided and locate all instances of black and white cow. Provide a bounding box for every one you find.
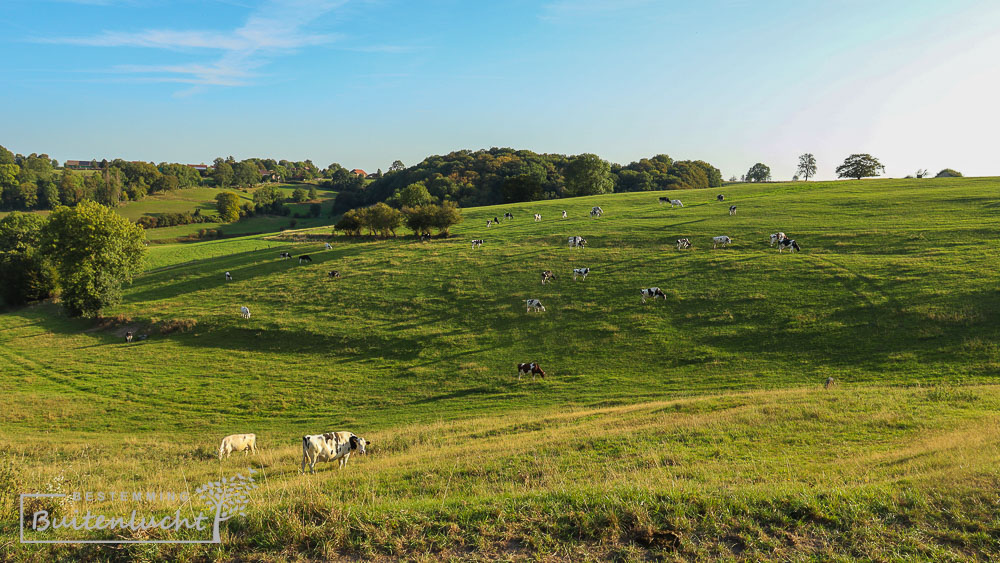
[125,331,133,343]
[562,210,567,218]
[486,220,493,228]
[420,233,431,242]
[517,362,546,381]
[670,199,683,208]
[729,205,737,215]
[525,299,545,312]
[717,194,725,202]
[676,238,692,250]
[225,271,232,281]
[712,236,732,249]
[640,287,667,303]
[471,239,484,249]
[534,213,542,222]
[769,233,787,246]
[658,196,670,204]
[279,252,292,259]
[298,255,313,264]
[328,270,341,278]
[240,306,251,319]
[493,216,500,224]
[572,267,590,281]
[541,270,555,285]
[590,206,603,218]
[325,242,333,250]
[777,239,801,253]
[504,212,514,220]
[568,236,587,248]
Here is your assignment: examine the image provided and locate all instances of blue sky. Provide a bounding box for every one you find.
[3,0,1000,179]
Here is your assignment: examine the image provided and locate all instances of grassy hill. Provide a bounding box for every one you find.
[2,177,999,560]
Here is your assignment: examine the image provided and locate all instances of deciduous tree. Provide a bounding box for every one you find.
[746,163,771,182]
[835,154,885,180]
[796,153,817,181]
[215,191,241,223]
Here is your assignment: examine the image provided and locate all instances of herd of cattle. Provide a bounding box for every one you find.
[208,192,803,472]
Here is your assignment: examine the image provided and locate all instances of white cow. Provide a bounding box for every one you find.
[526,299,545,312]
[219,433,257,460]
[225,271,232,281]
[712,236,732,249]
[572,267,590,281]
[640,287,667,303]
[769,233,787,246]
[561,210,567,218]
[676,238,692,250]
[534,213,542,222]
[670,199,683,208]
[240,306,251,319]
[568,236,587,248]
[590,206,603,218]
[301,432,369,473]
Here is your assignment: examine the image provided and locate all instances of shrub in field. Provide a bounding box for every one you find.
[935,168,962,178]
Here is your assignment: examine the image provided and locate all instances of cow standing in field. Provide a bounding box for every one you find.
[569,236,587,248]
[279,252,292,259]
[225,271,232,281]
[769,233,787,246]
[713,236,732,249]
[670,199,683,208]
[534,214,542,222]
[525,299,545,312]
[777,239,801,253]
[517,362,547,381]
[659,196,669,204]
[590,206,603,218]
[729,206,737,215]
[240,306,251,319]
[494,216,500,224]
[824,377,836,389]
[717,194,725,202]
[471,239,484,249]
[219,433,257,460]
[328,270,341,279]
[325,242,333,250]
[420,233,431,242]
[486,220,493,228]
[125,331,133,343]
[676,238,692,250]
[298,255,313,264]
[301,432,369,473]
[504,212,514,220]
[572,267,590,281]
[640,287,667,303]
[562,210,567,218]
[541,270,555,285]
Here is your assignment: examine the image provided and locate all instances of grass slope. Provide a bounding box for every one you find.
[2,177,999,560]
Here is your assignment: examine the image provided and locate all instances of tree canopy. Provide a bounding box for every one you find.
[746,163,772,182]
[836,154,885,180]
[797,154,817,181]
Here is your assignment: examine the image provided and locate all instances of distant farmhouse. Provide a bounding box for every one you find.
[351,168,368,177]
[64,160,98,170]
[260,170,281,182]
[187,164,209,172]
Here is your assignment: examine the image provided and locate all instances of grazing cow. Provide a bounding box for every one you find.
[298,255,313,264]
[568,236,587,248]
[525,299,545,312]
[572,267,590,281]
[769,233,787,246]
[225,271,232,281]
[640,287,667,303]
[471,239,484,249]
[824,377,836,389]
[504,212,514,220]
[534,213,542,221]
[562,210,567,218]
[325,242,333,250]
[712,236,732,249]
[240,306,251,319]
[420,233,431,242]
[717,194,725,202]
[659,196,669,204]
[517,362,547,381]
[279,252,292,259]
[676,238,692,250]
[777,238,801,253]
[301,432,369,474]
[590,206,603,218]
[328,270,341,279]
[486,220,492,228]
[729,205,737,215]
[541,270,555,285]
[219,433,257,460]
[125,331,133,343]
[493,216,500,224]
[670,199,683,208]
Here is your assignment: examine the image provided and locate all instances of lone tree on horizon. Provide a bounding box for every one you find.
[746,163,771,182]
[836,154,885,180]
[796,153,817,181]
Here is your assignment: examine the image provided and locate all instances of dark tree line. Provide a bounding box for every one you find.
[329,148,722,215]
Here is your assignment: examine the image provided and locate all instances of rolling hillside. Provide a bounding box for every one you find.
[2,177,999,560]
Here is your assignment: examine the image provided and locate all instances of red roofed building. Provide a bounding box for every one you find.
[351,169,367,177]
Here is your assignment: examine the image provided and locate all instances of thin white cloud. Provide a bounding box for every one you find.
[37,0,348,92]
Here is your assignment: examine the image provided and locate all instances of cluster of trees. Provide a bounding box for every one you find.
[0,145,206,211]
[745,154,890,182]
[335,201,462,237]
[208,157,322,188]
[134,209,215,230]
[330,148,722,215]
[0,202,146,317]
